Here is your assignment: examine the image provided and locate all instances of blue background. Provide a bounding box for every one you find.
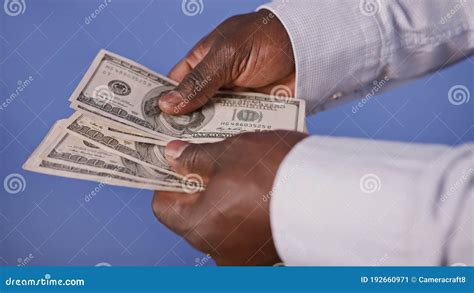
[0,0,473,266]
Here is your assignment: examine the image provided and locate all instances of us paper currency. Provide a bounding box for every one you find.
[24,49,306,191]
[23,123,186,191]
[64,112,180,177]
[69,49,306,142]
[42,122,183,187]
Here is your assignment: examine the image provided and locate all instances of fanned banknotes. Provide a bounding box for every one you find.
[69,49,306,142]
[24,50,306,191]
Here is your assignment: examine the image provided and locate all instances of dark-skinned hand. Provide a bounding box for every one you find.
[152,131,307,266]
[156,9,295,115]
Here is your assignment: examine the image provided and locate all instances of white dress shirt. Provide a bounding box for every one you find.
[259,0,474,265]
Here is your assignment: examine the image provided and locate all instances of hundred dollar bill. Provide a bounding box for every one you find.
[69,49,306,142]
[23,124,185,191]
[39,122,184,187]
[24,159,185,191]
[64,112,181,178]
[75,103,166,145]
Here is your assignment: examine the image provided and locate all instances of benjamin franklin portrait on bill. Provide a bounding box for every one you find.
[133,142,169,170]
[142,85,215,137]
[121,155,172,181]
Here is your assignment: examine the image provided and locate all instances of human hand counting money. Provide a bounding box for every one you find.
[150,10,304,265]
[152,131,307,265]
[18,0,474,270]
[156,10,295,115]
[149,0,474,268]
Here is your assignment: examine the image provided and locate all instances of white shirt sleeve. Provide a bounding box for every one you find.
[259,0,474,113]
[271,136,474,265]
[259,0,474,265]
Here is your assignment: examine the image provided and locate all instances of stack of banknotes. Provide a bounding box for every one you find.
[23,50,306,192]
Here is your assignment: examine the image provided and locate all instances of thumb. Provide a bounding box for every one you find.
[159,51,228,115]
[165,140,217,179]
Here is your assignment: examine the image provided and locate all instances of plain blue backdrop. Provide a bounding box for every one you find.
[0,0,473,266]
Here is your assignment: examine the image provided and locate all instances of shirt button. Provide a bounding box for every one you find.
[330,91,343,100]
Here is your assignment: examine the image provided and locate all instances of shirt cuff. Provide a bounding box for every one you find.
[269,135,463,266]
[258,0,383,114]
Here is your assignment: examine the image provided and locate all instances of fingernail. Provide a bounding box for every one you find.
[159,91,183,110]
[165,140,190,160]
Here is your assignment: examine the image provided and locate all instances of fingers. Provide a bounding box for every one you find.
[167,30,215,83]
[154,139,222,234]
[159,49,229,115]
[151,190,198,235]
[164,140,219,179]
[168,59,193,83]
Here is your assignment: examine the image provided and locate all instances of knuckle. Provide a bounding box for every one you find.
[213,42,239,63]
[182,146,201,172]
